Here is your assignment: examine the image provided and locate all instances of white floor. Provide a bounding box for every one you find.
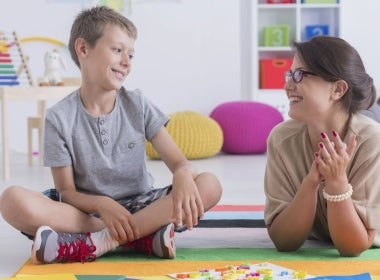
[0,151,267,277]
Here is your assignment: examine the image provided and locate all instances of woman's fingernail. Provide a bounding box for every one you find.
[332,130,337,137]
[320,132,326,138]
[319,143,324,148]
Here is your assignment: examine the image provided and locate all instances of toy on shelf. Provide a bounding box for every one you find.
[0,31,34,86]
[39,48,66,86]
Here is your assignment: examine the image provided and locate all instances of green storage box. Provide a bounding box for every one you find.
[263,25,290,47]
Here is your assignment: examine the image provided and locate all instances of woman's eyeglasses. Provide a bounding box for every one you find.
[284,69,316,83]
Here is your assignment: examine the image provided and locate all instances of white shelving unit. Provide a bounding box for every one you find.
[249,0,341,118]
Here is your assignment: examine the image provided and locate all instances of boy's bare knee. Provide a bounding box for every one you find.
[196,172,222,208]
[1,185,22,204]
[0,185,27,216]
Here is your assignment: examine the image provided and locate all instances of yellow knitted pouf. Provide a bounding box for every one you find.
[146,110,223,159]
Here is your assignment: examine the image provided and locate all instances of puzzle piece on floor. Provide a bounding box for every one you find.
[168,262,371,280]
[168,262,313,280]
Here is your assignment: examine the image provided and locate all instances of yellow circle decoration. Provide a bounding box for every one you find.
[20,37,66,47]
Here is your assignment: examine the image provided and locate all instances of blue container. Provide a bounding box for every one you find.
[305,25,329,40]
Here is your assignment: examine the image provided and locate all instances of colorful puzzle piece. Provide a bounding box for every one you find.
[168,262,314,280]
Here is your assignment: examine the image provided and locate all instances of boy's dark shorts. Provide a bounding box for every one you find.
[22,186,172,239]
[42,188,61,201]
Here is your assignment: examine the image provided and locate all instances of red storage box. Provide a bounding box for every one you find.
[266,0,293,3]
[260,58,293,89]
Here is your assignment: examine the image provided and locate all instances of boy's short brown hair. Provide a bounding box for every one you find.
[68,5,137,68]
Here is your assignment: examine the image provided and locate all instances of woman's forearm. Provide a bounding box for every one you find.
[327,200,375,256]
[268,182,319,251]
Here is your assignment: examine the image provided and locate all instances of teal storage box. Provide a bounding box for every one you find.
[263,25,290,47]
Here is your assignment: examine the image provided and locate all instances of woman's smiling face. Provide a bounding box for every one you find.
[285,53,336,122]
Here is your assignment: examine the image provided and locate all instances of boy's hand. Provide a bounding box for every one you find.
[171,169,204,230]
[97,196,140,243]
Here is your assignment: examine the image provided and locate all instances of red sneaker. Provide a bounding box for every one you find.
[31,226,96,264]
[127,223,175,259]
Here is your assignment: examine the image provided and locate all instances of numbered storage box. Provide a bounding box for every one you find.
[305,25,329,40]
[260,58,293,89]
[263,25,290,47]
[301,0,338,3]
[266,0,293,3]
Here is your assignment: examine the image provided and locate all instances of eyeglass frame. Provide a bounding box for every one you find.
[284,69,317,83]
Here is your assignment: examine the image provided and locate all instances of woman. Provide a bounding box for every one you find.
[264,36,380,257]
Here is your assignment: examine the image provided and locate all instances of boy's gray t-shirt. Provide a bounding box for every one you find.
[43,87,169,201]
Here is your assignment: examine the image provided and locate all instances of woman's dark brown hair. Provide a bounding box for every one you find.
[294,36,376,115]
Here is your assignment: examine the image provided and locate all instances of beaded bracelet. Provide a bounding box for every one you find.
[322,184,353,202]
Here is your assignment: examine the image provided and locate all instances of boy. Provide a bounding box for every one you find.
[0,5,222,264]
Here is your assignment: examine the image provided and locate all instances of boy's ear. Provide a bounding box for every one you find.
[332,79,349,100]
[74,37,88,57]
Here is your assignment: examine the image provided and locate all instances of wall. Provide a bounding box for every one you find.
[0,0,379,154]
[340,0,380,92]
[0,0,241,153]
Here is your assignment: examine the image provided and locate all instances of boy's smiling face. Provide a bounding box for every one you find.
[80,24,135,92]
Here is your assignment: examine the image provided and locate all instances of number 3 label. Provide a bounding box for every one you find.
[271,27,284,46]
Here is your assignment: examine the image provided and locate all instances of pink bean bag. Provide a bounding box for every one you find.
[210,101,284,154]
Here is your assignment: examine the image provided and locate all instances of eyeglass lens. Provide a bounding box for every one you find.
[284,69,305,83]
